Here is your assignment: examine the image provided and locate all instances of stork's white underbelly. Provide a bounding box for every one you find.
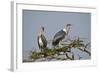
[39,37,43,46]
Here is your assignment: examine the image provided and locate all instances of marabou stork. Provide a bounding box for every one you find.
[52,24,72,47]
[37,26,47,51]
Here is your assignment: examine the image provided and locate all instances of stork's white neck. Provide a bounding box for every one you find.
[63,28,67,33]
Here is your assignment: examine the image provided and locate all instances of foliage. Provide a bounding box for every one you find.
[30,37,90,61]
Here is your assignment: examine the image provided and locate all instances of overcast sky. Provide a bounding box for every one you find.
[22,10,91,60]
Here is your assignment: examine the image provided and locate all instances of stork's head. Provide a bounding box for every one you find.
[65,24,72,29]
[63,24,72,33]
[38,26,45,36]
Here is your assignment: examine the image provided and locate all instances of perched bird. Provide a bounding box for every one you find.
[52,24,72,47]
[37,26,47,51]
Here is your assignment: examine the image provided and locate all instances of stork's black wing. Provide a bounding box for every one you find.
[41,34,47,48]
[37,35,47,49]
[52,30,66,46]
[37,36,40,48]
